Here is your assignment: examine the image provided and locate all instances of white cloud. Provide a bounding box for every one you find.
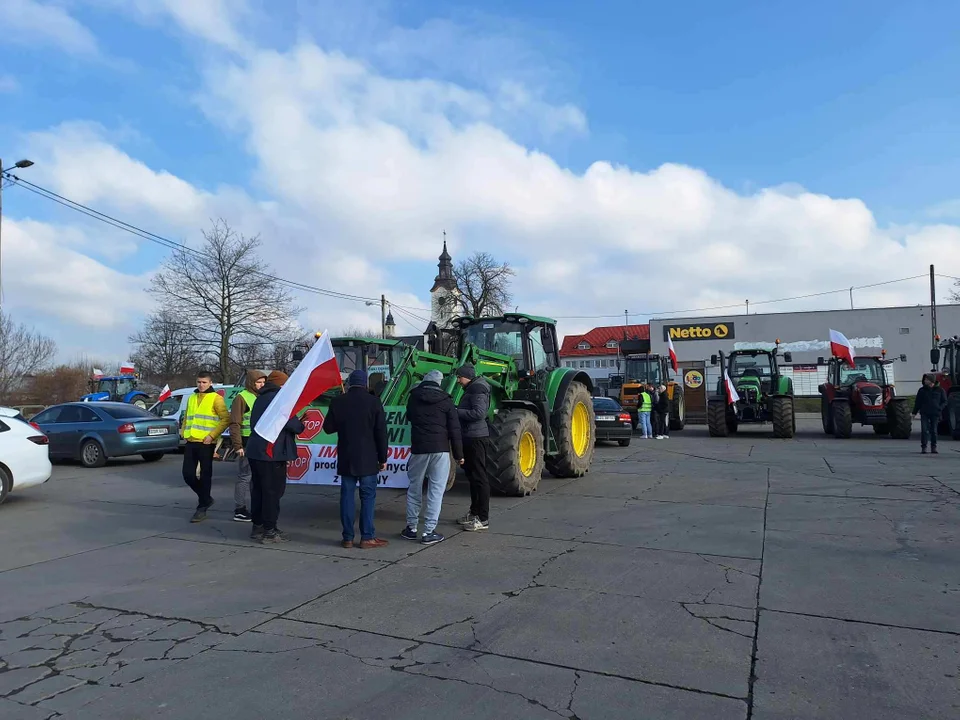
[87,0,247,52]
[0,0,99,56]
[0,75,19,93]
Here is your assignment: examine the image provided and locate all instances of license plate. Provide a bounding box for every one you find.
[597,415,617,421]
[148,427,169,436]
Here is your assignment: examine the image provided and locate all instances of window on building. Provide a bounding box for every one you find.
[577,341,591,350]
[899,327,910,335]
[605,340,618,349]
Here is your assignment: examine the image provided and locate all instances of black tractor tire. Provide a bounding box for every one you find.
[707,401,728,437]
[771,396,795,439]
[618,438,631,447]
[873,424,889,435]
[80,439,107,468]
[888,400,913,440]
[948,392,960,441]
[488,409,545,496]
[832,401,853,439]
[141,452,164,462]
[669,386,685,431]
[821,395,834,435]
[0,466,10,505]
[544,381,595,479]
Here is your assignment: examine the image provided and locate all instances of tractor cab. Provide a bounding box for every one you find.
[454,314,560,378]
[829,356,890,388]
[324,337,408,396]
[716,348,791,408]
[81,374,150,408]
[933,337,960,392]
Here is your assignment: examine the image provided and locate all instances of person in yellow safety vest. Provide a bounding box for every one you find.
[637,384,654,439]
[181,371,230,522]
[229,369,267,522]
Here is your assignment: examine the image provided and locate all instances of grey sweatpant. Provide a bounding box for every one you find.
[235,452,251,509]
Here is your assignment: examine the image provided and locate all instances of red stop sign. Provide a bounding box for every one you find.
[287,445,312,482]
[298,409,325,441]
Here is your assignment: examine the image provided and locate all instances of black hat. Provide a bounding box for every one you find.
[456,364,477,379]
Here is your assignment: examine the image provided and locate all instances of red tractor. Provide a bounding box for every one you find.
[819,352,912,439]
[932,336,960,439]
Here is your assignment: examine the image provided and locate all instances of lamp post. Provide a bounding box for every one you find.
[365,294,387,338]
[0,158,35,308]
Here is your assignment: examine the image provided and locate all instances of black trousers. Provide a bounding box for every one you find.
[655,410,668,436]
[182,442,215,508]
[464,437,490,522]
[250,459,288,531]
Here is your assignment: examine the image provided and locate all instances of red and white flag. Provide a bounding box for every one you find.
[723,371,740,406]
[120,362,135,375]
[157,384,172,402]
[92,368,104,379]
[829,329,856,367]
[666,335,679,373]
[254,330,341,455]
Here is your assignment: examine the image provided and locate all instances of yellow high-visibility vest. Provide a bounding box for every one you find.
[239,390,257,437]
[183,392,220,441]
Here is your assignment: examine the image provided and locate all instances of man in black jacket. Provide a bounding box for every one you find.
[655,384,670,439]
[913,374,947,454]
[246,371,305,543]
[402,370,464,545]
[455,364,491,532]
[322,369,390,549]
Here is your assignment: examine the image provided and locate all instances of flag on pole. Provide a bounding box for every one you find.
[828,329,856,367]
[254,330,341,455]
[120,362,135,375]
[666,335,679,373]
[92,368,104,379]
[157,384,172,403]
[723,371,740,406]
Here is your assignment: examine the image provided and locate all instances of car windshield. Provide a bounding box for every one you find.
[624,357,662,384]
[839,358,886,385]
[101,405,156,420]
[463,321,526,369]
[593,397,621,411]
[730,354,771,378]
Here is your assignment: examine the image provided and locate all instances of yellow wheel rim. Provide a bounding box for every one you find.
[518,431,537,477]
[571,401,590,457]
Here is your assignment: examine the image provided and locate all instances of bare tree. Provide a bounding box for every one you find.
[338,325,381,338]
[453,252,515,317]
[148,219,303,381]
[950,281,960,303]
[0,312,56,403]
[130,310,203,387]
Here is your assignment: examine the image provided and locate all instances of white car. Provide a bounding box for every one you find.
[0,407,52,504]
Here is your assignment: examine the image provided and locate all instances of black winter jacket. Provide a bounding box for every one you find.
[245,383,307,463]
[406,382,463,459]
[913,385,947,416]
[656,390,670,413]
[322,387,389,477]
[457,377,491,438]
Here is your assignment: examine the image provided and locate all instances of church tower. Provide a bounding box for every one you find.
[430,235,459,329]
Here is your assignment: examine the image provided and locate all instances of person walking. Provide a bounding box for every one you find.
[245,371,305,543]
[402,370,464,545]
[913,374,947,454]
[181,371,230,522]
[655,384,670,439]
[455,364,491,532]
[229,370,266,522]
[322,369,390,549]
[637,384,653,439]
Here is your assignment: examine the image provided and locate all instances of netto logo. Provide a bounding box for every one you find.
[298,409,325,441]
[664,322,735,342]
[287,445,312,481]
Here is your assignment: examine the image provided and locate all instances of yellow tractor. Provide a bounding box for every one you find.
[619,353,685,431]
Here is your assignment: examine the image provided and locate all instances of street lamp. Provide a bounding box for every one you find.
[365,295,387,338]
[0,158,36,309]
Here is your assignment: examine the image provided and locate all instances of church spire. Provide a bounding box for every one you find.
[431,231,456,292]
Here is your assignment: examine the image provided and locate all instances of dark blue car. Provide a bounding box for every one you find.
[31,402,180,468]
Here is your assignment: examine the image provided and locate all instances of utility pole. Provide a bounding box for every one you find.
[849,287,854,310]
[930,264,938,369]
[0,158,35,310]
[381,294,387,339]
[745,299,749,315]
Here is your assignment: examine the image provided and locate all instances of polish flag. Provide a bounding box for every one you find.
[120,362,135,375]
[92,368,104,379]
[254,330,341,455]
[829,329,856,367]
[666,335,679,373]
[157,384,172,402]
[723,371,740,406]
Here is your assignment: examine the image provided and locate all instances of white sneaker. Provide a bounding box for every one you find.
[655,436,663,440]
[463,518,488,532]
[457,513,477,526]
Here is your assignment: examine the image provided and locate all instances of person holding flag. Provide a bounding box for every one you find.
[229,370,267,522]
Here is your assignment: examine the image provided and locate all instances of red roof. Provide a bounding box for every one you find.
[560,324,649,357]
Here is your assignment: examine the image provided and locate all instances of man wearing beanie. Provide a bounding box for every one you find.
[245,370,305,543]
[455,364,491,531]
[402,369,464,545]
[322,369,390,549]
[229,369,267,522]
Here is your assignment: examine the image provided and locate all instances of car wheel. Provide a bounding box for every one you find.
[618,438,631,447]
[0,466,10,505]
[80,440,107,468]
[141,452,164,463]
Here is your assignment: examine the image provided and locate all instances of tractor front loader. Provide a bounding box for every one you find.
[707,346,795,439]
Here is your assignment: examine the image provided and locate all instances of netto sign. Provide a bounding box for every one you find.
[663,322,735,341]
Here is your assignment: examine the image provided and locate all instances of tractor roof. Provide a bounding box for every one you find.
[454,313,556,327]
[333,337,403,347]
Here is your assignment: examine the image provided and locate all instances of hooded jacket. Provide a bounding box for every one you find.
[406,381,463,459]
[244,382,306,463]
[457,376,491,438]
[230,369,267,450]
[913,383,947,417]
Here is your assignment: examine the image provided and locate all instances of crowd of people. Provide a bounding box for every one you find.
[177,364,492,548]
[636,383,671,440]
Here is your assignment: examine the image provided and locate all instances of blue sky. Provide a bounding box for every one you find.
[2,0,959,362]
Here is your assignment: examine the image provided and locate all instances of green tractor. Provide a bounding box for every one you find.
[708,345,796,438]
[448,313,596,495]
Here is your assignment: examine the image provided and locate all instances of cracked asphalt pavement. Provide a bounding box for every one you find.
[0,418,957,719]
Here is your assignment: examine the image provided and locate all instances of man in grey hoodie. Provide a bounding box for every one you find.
[455,364,491,532]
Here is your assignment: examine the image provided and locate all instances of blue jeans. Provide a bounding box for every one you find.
[639,411,652,438]
[340,475,378,542]
[920,414,939,448]
[406,452,449,534]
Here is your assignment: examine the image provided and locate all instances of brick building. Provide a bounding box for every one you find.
[560,324,649,395]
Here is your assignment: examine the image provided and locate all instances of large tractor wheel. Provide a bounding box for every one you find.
[832,401,853,439]
[488,409,545,496]
[948,392,960,441]
[707,401,728,437]
[820,396,834,435]
[771,396,795,438]
[669,385,685,431]
[887,400,912,439]
[544,382,595,478]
